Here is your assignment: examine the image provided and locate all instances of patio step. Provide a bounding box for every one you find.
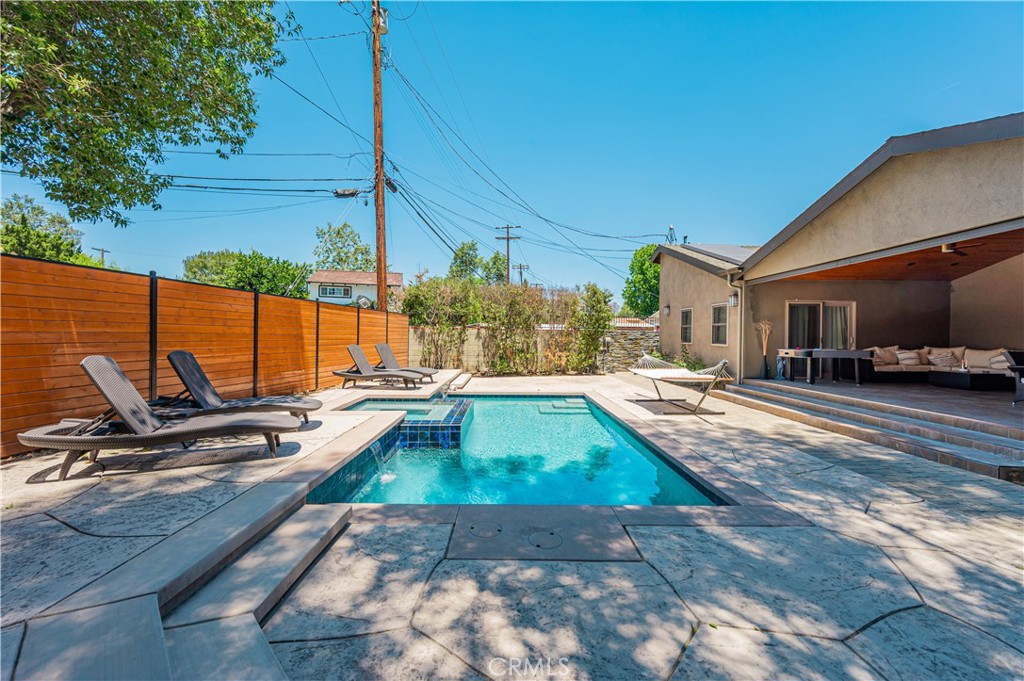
[163,503,351,628]
[742,379,1023,441]
[449,373,473,391]
[727,384,1024,460]
[716,387,1024,483]
[165,614,286,681]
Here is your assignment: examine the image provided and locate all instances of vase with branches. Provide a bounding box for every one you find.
[754,319,773,379]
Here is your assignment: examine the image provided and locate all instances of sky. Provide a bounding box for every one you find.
[3,1,1023,302]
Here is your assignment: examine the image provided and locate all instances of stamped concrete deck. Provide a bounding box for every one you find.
[1,371,1021,680]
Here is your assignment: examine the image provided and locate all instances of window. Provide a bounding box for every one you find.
[711,304,728,345]
[319,285,352,298]
[680,308,693,344]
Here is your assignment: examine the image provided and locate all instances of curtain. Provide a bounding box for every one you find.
[823,305,849,350]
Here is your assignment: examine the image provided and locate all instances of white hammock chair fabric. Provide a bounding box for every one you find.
[629,354,730,413]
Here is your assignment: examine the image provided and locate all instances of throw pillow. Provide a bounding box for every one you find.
[928,352,959,368]
[964,347,1005,369]
[872,345,899,366]
[896,349,922,366]
[925,346,967,362]
[990,355,1010,370]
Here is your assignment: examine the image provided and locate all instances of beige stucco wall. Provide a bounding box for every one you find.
[658,256,738,367]
[746,139,1024,281]
[741,279,951,378]
[950,253,1024,350]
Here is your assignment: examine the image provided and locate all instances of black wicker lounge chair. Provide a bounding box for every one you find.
[17,356,301,481]
[167,350,322,423]
[1004,351,1024,406]
[375,343,438,383]
[333,345,421,389]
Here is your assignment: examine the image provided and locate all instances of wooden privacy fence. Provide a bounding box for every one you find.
[0,254,410,458]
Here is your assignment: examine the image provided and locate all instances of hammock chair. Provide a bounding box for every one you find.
[629,354,730,414]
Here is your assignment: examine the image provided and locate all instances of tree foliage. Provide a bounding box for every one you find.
[0,194,110,267]
[568,283,614,373]
[182,249,242,287]
[622,244,660,317]
[402,275,480,368]
[1,1,288,226]
[447,241,507,284]
[480,284,545,375]
[313,221,375,271]
[224,250,309,298]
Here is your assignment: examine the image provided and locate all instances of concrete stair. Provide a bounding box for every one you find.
[716,382,1024,483]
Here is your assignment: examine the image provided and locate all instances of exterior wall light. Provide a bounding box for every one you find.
[728,292,739,307]
[662,304,671,316]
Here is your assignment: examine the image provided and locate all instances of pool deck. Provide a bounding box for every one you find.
[1,371,1022,680]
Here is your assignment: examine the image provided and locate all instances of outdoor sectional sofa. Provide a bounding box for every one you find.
[855,345,1015,388]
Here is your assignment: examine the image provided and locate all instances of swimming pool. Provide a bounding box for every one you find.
[312,396,717,506]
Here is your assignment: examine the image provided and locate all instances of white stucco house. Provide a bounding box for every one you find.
[307,270,403,307]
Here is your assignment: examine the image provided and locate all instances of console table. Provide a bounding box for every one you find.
[777,349,813,383]
[812,349,874,386]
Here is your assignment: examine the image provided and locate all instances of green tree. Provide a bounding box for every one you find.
[1,194,114,268]
[569,282,614,373]
[182,249,242,287]
[481,251,508,285]
[1,1,289,226]
[401,275,481,368]
[313,221,375,271]
[622,244,660,317]
[480,284,545,374]
[225,250,309,298]
[448,241,482,280]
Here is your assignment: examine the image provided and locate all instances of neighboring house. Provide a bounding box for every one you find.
[654,113,1024,379]
[307,270,403,307]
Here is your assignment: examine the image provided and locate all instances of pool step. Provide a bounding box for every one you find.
[717,385,1024,483]
[164,503,351,628]
[538,403,592,415]
[448,373,473,391]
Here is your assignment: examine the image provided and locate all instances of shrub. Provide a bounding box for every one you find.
[567,282,613,373]
[402,276,480,368]
[480,284,544,374]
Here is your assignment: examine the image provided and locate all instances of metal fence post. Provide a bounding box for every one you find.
[314,301,321,391]
[252,290,260,397]
[149,271,158,400]
[356,306,361,345]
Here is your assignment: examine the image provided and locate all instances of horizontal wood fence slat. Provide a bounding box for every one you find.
[0,254,408,458]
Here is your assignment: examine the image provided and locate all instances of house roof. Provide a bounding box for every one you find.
[308,270,403,286]
[651,244,759,277]
[739,112,1024,273]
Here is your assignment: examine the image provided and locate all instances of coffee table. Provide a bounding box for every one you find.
[928,370,1012,391]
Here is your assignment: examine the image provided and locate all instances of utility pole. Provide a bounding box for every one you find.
[512,263,530,285]
[91,247,110,266]
[371,0,388,307]
[495,225,521,284]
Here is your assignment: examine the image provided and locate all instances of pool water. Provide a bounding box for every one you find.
[346,396,715,506]
[346,400,455,421]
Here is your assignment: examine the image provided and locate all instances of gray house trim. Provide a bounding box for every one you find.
[744,216,1024,285]
[651,246,730,278]
[739,112,1024,273]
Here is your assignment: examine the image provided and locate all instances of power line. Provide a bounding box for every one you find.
[271,74,373,146]
[278,30,365,42]
[161,150,371,159]
[169,183,341,194]
[161,174,369,183]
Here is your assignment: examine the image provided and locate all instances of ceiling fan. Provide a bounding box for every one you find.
[940,242,982,257]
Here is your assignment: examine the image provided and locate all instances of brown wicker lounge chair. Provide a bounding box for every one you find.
[333,345,421,388]
[375,343,438,383]
[17,356,301,481]
[167,350,322,423]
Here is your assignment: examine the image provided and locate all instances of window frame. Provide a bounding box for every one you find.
[711,303,728,346]
[679,307,693,345]
[319,284,353,299]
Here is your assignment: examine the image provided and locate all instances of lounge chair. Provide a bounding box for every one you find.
[375,343,439,383]
[167,350,322,423]
[17,356,301,481]
[629,354,731,415]
[1004,351,1024,406]
[333,345,422,389]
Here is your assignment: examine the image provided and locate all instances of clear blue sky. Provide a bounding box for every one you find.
[3,1,1022,301]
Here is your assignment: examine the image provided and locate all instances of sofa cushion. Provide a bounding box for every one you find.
[869,345,899,366]
[990,354,1011,371]
[873,365,905,372]
[927,352,959,368]
[964,347,1005,369]
[896,349,922,366]
[925,346,966,362]
[901,365,933,372]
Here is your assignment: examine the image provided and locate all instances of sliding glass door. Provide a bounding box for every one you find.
[786,301,855,378]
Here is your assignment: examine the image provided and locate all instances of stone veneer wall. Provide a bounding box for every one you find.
[409,326,658,374]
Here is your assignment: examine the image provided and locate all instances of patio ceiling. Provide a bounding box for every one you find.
[788,228,1024,281]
